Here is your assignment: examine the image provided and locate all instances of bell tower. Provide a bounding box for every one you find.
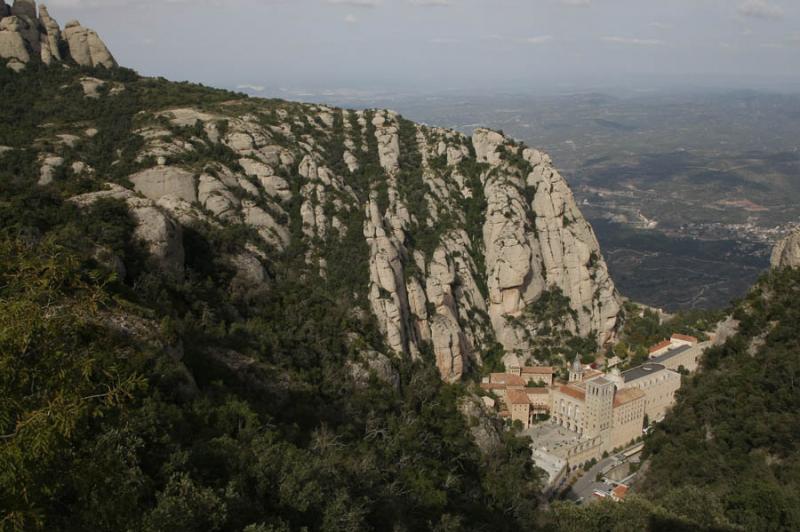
[569,354,584,383]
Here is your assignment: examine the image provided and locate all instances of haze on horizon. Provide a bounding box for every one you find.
[46,0,800,95]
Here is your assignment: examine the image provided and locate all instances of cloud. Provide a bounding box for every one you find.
[237,84,265,92]
[429,37,461,44]
[344,13,358,23]
[326,0,381,7]
[517,35,554,45]
[602,36,666,46]
[408,0,453,6]
[648,22,672,31]
[738,0,784,20]
[559,0,591,6]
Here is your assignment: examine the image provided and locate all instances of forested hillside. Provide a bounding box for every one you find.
[0,64,547,531]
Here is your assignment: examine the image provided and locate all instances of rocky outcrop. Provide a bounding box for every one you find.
[130,166,198,204]
[475,128,620,351]
[39,96,618,383]
[459,395,503,454]
[69,184,185,278]
[771,229,800,269]
[0,2,116,70]
[63,19,115,68]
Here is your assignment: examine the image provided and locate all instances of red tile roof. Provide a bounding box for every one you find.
[525,388,550,395]
[612,485,629,500]
[506,389,531,405]
[480,383,506,391]
[522,366,554,375]
[490,373,526,387]
[558,385,586,401]
[671,333,698,344]
[648,340,672,354]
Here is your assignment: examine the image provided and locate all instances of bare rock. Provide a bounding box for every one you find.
[347,350,400,391]
[38,5,62,64]
[129,166,197,203]
[0,16,30,64]
[459,395,503,454]
[771,229,800,269]
[38,154,63,185]
[69,184,185,279]
[79,76,105,98]
[10,0,35,19]
[63,19,116,68]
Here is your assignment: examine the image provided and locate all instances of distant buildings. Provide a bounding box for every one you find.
[482,334,704,470]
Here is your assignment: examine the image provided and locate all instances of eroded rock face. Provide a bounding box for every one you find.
[46,92,619,383]
[130,166,198,204]
[771,229,800,269]
[475,128,620,351]
[0,3,116,70]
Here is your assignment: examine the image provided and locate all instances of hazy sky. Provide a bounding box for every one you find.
[43,0,800,94]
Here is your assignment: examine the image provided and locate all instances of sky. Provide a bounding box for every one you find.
[41,0,800,95]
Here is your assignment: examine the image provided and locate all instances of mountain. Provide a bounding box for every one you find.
[0,3,625,529]
[0,5,620,384]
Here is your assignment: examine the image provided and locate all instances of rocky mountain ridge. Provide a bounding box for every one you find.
[0,0,115,71]
[0,6,621,382]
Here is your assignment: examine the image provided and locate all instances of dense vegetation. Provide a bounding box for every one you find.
[613,301,725,368]
[640,268,800,530]
[0,67,543,531]
[4,61,800,532]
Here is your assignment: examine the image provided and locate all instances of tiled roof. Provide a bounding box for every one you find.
[558,385,586,401]
[648,340,672,353]
[525,387,550,395]
[480,383,506,390]
[490,373,526,387]
[612,485,629,500]
[522,366,554,375]
[613,388,645,407]
[506,389,531,405]
[671,333,698,344]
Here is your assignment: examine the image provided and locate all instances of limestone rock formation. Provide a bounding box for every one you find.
[0,1,116,70]
[771,229,800,269]
[63,19,115,68]
[27,65,619,383]
[69,184,185,278]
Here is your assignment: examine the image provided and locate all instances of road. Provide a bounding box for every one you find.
[567,456,617,503]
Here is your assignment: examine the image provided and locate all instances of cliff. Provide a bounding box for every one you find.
[0,6,621,382]
[771,228,800,269]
